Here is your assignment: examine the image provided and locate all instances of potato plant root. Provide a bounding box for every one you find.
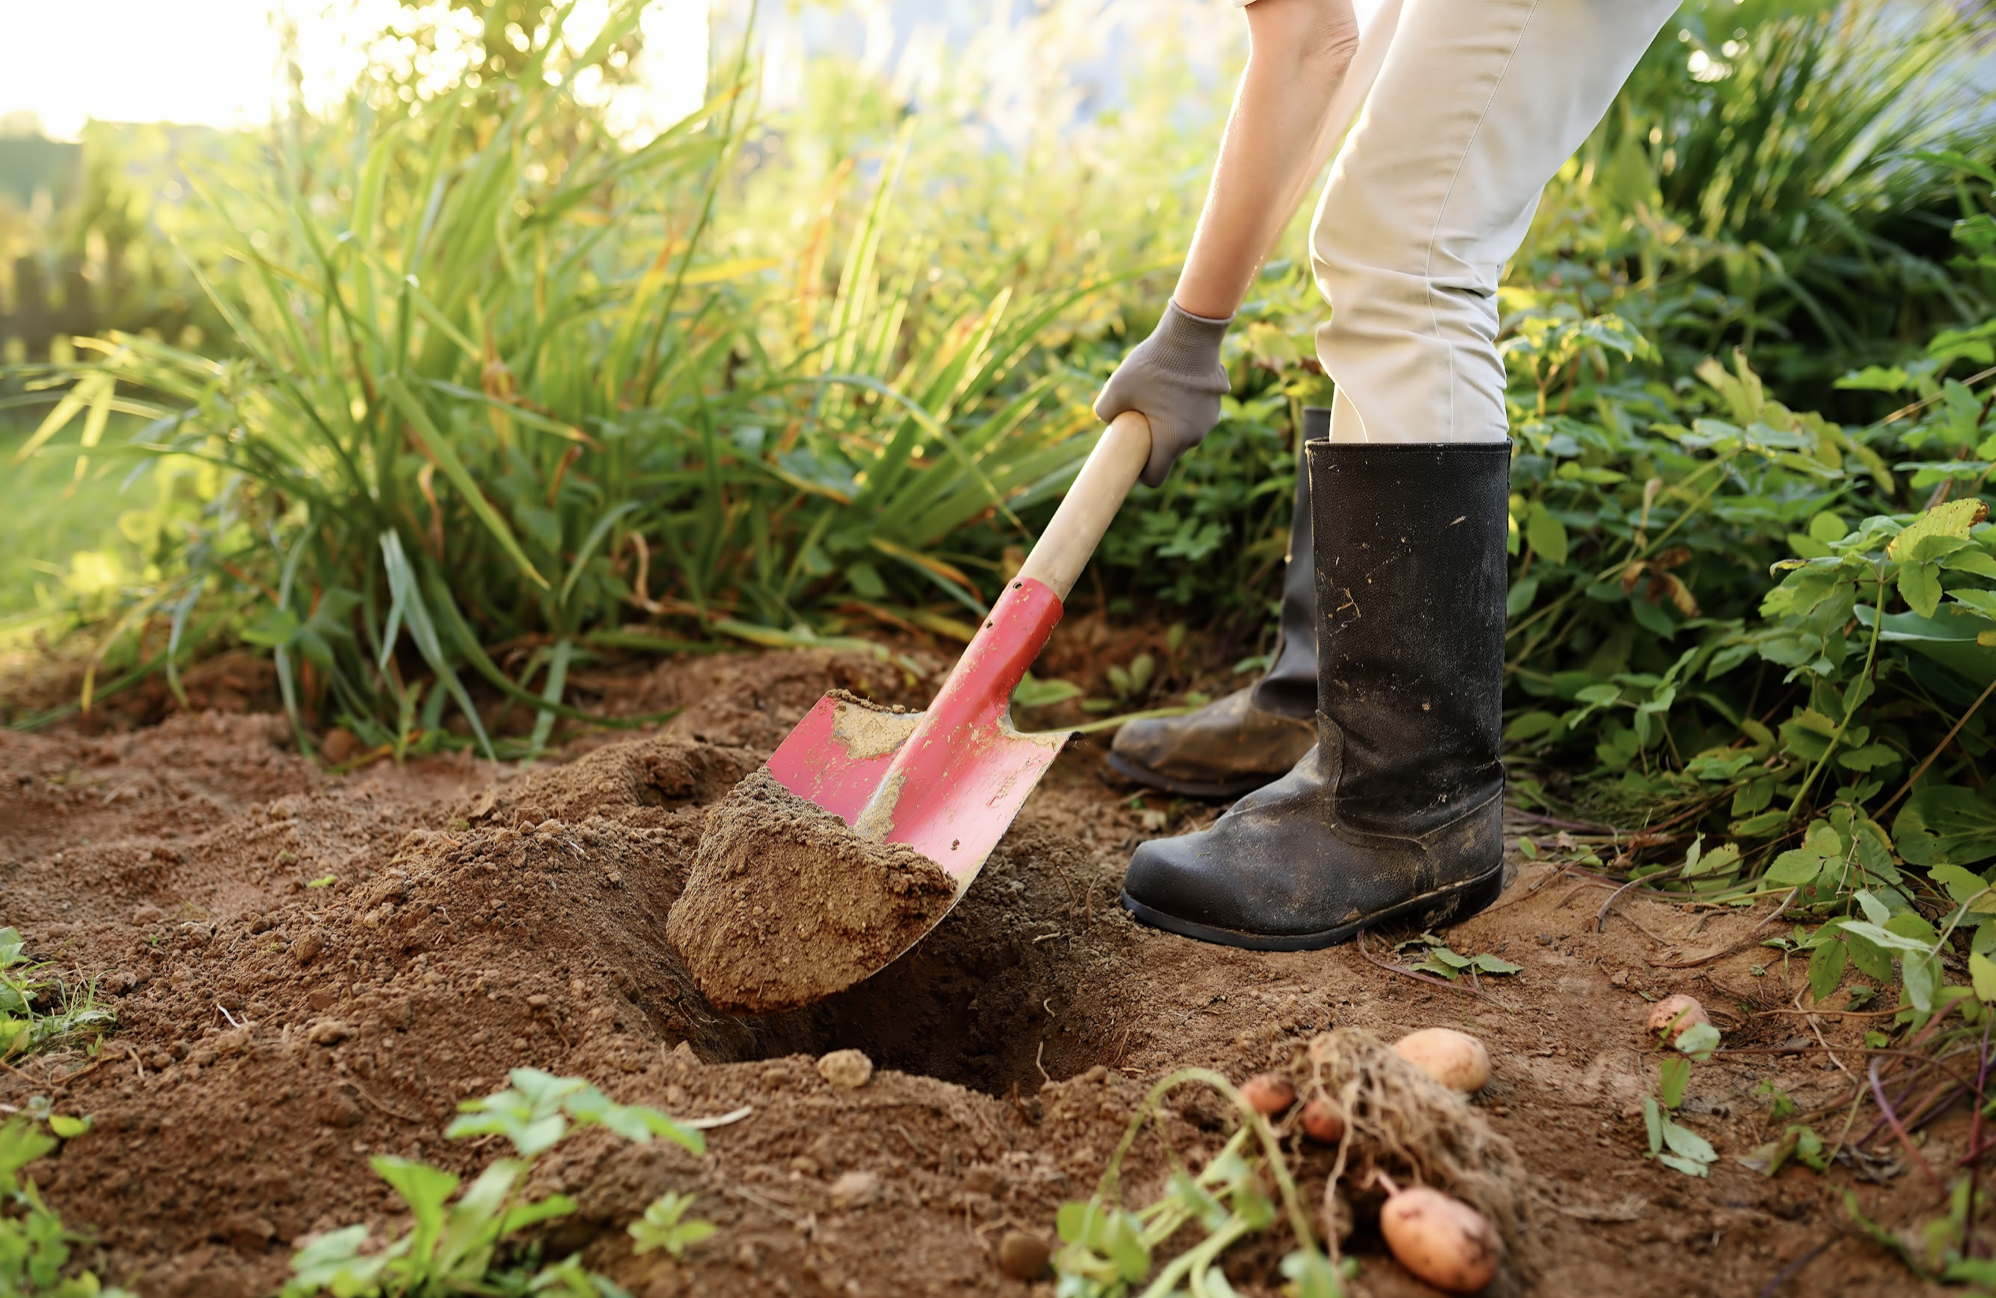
[1293,1028,1536,1287]
[0,647,1958,1297]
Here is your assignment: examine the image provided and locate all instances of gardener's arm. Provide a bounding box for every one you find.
[1097,0,1361,486]
[1176,0,1362,316]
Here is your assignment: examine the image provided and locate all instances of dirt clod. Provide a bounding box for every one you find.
[997,1230,1051,1280]
[828,1169,881,1209]
[817,1048,874,1089]
[308,1019,353,1046]
[665,768,957,1013]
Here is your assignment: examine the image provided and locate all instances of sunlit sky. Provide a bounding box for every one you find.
[0,0,712,140]
[0,0,1395,144]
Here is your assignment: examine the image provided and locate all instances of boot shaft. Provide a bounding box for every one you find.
[1305,440,1509,832]
[1249,404,1331,719]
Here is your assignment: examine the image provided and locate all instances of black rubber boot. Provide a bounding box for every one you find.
[1105,406,1327,798]
[1120,440,1510,951]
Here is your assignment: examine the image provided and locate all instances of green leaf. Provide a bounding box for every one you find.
[1643,1096,1663,1157]
[1504,710,1564,741]
[1659,1056,1691,1109]
[381,374,549,590]
[1904,951,1942,1014]
[1854,890,1891,925]
[1886,909,1940,945]
[1660,1116,1717,1166]
[1809,939,1847,1005]
[372,1155,460,1271]
[283,1223,386,1296]
[0,1115,59,1180]
[1804,822,1844,857]
[1674,1022,1721,1061]
[1526,501,1569,565]
[629,1191,717,1258]
[1930,862,1991,908]
[1013,673,1084,709]
[1898,561,1945,618]
[1733,810,1790,838]
[1470,953,1525,975]
[1838,920,1930,955]
[1765,849,1825,886]
[1971,951,1996,1004]
[498,1191,577,1236]
[1897,784,1996,867]
[241,607,302,649]
[1847,930,1895,983]
[1886,497,1990,561]
[1279,1249,1343,1298]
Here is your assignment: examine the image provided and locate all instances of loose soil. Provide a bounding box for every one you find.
[0,646,1952,1297]
[666,768,957,1014]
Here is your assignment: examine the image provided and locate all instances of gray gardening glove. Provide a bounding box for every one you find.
[1093,301,1233,488]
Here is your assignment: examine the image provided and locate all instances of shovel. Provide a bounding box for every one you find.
[763,409,1152,902]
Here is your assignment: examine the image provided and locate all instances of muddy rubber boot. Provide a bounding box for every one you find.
[1119,440,1510,951]
[1104,406,1328,799]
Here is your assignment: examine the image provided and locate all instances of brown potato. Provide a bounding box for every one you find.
[1239,1072,1296,1117]
[1646,994,1710,1041]
[1300,1096,1346,1144]
[1380,1184,1502,1293]
[1392,1028,1491,1093]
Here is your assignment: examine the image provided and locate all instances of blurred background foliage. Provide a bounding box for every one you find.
[3,0,1995,893]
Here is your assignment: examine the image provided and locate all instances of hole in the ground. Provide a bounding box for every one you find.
[662,822,1137,1096]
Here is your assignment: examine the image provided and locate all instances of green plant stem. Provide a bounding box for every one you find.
[1094,1068,1322,1260]
[1135,1217,1253,1298]
[1784,566,1888,818]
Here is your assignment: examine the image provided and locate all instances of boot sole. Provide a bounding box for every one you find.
[1103,752,1283,801]
[1118,864,1506,953]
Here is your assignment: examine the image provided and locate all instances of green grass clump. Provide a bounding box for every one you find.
[0,928,114,1064]
[6,1,1104,753]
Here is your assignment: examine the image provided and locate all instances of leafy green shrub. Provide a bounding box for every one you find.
[1,1113,128,1298]
[1548,0,1996,405]
[282,1068,709,1298]
[1499,181,1995,962]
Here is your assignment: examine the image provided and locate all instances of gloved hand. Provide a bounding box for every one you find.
[1093,301,1233,487]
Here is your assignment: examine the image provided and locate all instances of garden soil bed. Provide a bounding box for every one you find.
[0,647,1952,1296]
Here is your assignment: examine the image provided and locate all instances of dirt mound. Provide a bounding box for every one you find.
[666,769,958,1014]
[0,649,1953,1297]
[460,732,763,829]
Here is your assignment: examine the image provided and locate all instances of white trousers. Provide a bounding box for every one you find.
[1309,0,1681,443]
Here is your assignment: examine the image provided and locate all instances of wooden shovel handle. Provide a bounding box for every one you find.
[1015,410,1151,601]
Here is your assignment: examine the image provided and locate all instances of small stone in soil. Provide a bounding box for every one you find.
[828,1170,880,1209]
[998,1231,1051,1280]
[817,1049,874,1089]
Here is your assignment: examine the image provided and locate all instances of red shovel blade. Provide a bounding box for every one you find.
[764,577,1069,889]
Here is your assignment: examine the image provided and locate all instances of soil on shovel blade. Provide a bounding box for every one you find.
[0,646,1951,1297]
[666,767,957,1014]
